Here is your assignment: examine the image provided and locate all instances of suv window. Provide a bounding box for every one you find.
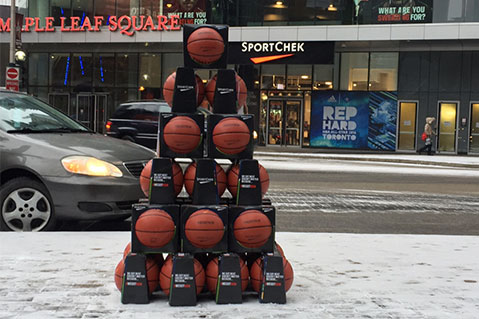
[112,102,171,121]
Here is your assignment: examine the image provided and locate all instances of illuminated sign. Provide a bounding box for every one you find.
[0,15,181,36]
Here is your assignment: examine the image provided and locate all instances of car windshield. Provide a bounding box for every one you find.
[0,92,89,133]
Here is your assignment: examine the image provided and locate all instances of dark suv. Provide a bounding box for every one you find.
[106,100,171,149]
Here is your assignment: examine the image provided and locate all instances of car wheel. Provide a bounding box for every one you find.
[0,177,56,232]
[121,135,135,142]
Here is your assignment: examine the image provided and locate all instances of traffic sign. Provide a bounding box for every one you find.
[5,66,20,91]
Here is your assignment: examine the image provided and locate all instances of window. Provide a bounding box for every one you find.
[94,54,115,87]
[116,54,138,87]
[313,64,334,90]
[71,54,92,88]
[139,54,162,88]
[50,53,71,86]
[287,65,312,90]
[369,53,398,91]
[162,53,183,84]
[29,53,49,86]
[340,52,368,90]
[51,0,72,26]
[94,0,115,19]
[261,65,285,90]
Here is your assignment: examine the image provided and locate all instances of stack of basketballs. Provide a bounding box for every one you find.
[114,24,293,305]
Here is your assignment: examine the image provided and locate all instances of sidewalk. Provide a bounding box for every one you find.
[254,146,479,168]
[0,232,478,318]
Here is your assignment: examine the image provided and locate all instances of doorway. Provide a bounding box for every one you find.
[397,101,417,151]
[470,103,479,153]
[267,99,302,146]
[76,93,109,133]
[48,93,70,116]
[437,102,458,153]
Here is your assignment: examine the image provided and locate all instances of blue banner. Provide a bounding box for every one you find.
[310,92,370,148]
[310,91,397,150]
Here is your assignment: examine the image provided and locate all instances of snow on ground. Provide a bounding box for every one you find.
[254,151,479,166]
[1,232,478,318]
[256,156,479,177]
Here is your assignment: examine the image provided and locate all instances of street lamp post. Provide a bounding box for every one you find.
[9,0,16,64]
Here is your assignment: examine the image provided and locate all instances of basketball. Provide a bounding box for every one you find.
[114,256,159,294]
[140,159,184,197]
[184,209,225,248]
[275,242,285,258]
[250,257,293,293]
[159,257,205,295]
[233,210,272,248]
[163,116,202,154]
[123,242,131,258]
[135,209,175,248]
[162,72,205,107]
[205,73,247,109]
[227,163,269,198]
[187,27,224,65]
[212,117,251,155]
[183,161,227,197]
[206,257,249,294]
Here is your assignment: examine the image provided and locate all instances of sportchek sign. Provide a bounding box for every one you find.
[229,41,334,65]
[0,15,181,36]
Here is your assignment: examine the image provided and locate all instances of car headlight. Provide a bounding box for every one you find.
[61,156,123,177]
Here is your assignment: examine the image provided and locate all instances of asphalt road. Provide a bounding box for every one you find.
[59,159,479,235]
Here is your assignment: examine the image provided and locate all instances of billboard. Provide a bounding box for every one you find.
[164,0,207,25]
[310,91,397,150]
[356,0,433,24]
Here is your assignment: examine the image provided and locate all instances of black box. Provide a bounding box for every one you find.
[207,114,254,160]
[158,112,205,158]
[183,24,228,69]
[131,204,180,254]
[148,158,176,205]
[228,206,275,253]
[211,69,238,114]
[180,204,228,253]
[169,253,197,306]
[171,67,200,114]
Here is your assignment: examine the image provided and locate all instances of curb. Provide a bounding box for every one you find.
[254,151,479,169]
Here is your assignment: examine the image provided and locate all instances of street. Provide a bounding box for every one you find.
[60,155,479,235]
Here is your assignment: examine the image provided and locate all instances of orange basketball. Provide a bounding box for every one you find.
[205,257,249,294]
[233,210,272,248]
[163,116,202,154]
[114,256,159,294]
[212,117,251,155]
[187,27,224,65]
[162,72,205,107]
[123,242,131,258]
[159,257,205,295]
[135,209,175,248]
[140,159,184,197]
[183,161,226,197]
[184,209,225,248]
[205,73,247,109]
[227,163,269,197]
[250,257,293,293]
[275,242,285,258]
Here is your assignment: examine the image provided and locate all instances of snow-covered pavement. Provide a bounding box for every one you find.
[1,232,478,318]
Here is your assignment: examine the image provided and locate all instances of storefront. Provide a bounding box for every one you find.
[1,0,479,154]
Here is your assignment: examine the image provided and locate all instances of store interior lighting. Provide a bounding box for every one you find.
[328,4,337,11]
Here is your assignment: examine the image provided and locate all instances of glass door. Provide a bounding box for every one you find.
[438,102,458,153]
[77,94,94,130]
[397,101,417,150]
[267,99,302,146]
[48,93,70,116]
[470,103,479,153]
[95,94,108,134]
[267,100,283,145]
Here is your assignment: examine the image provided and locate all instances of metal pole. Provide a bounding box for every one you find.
[9,0,16,64]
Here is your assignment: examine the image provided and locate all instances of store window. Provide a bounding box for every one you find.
[118,0,140,16]
[50,53,71,87]
[303,92,311,146]
[71,54,92,89]
[116,53,138,87]
[51,0,72,26]
[433,0,479,23]
[29,0,49,27]
[313,64,334,90]
[287,65,312,90]
[162,53,183,84]
[29,53,49,86]
[94,0,115,19]
[369,53,398,91]
[93,54,115,87]
[72,0,93,20]
[340,52,368,91]
[470,103,479,153]
[139,54,162,88]
[261,65,285,90]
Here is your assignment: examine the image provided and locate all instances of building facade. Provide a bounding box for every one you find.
[1,0,479,154]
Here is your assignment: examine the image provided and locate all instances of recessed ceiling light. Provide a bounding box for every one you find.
[276,1,283,5]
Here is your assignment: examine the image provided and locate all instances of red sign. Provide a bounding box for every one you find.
[5,67,20,91]
[0,15,182,37]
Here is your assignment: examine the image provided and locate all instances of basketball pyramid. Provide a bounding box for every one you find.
[114,24,293,306]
